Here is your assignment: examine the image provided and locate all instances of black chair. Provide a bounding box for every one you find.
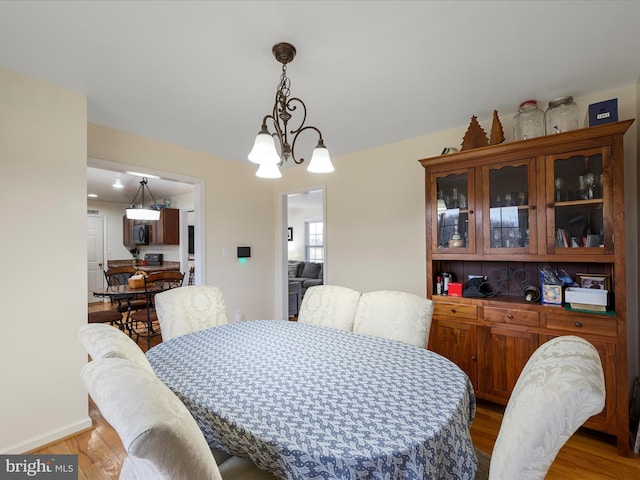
[103,266,148,330]
[129,271,185,349]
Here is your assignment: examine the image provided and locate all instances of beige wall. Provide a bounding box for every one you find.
[0,68,89,452]
[87,124,277,322]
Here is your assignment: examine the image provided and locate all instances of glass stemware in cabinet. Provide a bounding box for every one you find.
[554,177,564,202]
[580,157,596,199]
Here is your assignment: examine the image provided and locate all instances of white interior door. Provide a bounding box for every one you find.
[87,215,105,303]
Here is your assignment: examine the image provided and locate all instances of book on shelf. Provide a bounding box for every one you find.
[569,302,607,312]
[556,228,569,247]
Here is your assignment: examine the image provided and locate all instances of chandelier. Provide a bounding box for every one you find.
[125,177,161,220]
[248,42,334,178]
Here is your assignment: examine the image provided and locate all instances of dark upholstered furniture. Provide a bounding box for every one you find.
[288,281,302,318]
[287,261,323,296]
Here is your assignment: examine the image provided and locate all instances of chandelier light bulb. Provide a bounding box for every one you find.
[255,162,282,179]
[306,142,334,173]
[248,129,280,165]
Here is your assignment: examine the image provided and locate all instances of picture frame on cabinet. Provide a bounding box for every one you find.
[576,273,610,291]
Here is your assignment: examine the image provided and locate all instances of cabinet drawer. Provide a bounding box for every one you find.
[434,302,478,321]
[546,314,617,337]
[484,307,540,327]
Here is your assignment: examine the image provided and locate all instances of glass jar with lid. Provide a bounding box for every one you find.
[513,100,545,141]
[546,96,578,134]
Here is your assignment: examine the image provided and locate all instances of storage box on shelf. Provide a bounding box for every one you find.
[419,119,634,455]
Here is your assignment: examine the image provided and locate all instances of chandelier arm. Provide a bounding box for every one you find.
[284,97,307,136]
[290,125,324,165]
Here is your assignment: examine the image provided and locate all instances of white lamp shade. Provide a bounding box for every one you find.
[126,208,161,221]
[307,145,334,173]
[255,162,282,179]
[248,132,281,165]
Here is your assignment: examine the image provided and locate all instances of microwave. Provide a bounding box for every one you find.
[132,224,149,245]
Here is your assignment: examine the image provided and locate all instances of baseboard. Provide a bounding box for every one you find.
[1,416,92,454]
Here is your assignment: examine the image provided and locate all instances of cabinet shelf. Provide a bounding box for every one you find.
[420,119,634,455]
[554,198,603,207]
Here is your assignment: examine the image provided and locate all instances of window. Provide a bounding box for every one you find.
[305,221,324,263]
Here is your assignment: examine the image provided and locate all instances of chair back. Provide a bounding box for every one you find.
[78,323,154,373]
[104,266,137,286]
[81,358,223,480]
[297,285,361,331]
[144,270,185,294]
[353,290,434,348]
[155,285,228,341]
[489,335,605,480]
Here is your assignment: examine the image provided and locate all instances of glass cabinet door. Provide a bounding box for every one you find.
[432,169,475,254]
[482,160,536,254]
[546,147,611,255]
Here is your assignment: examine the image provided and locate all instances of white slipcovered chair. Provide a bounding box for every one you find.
[352,290,434,348]
[78,323,154,373]
[297,285,362,331]
[474,335,606,480]
[154,285,228,341]
[81,358,277,480]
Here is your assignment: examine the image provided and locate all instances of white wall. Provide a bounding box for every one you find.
[87,199,135,261]
[0,68,89,453]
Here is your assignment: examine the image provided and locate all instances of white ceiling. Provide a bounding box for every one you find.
[2,1,640,202]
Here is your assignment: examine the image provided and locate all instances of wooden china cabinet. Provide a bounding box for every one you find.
[419,119,634,455]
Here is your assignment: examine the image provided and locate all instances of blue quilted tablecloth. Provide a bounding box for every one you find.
[147,320,477,480]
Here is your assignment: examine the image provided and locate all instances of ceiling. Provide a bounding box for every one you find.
[2,1,640,202]
[86,166,195,205]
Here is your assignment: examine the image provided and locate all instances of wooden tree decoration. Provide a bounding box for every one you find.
[490,110,505,145]
[461,115,489,151]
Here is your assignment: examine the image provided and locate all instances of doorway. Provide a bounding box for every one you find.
[86,157,205,287]
[87,215,106,303]
[278,186,326,319]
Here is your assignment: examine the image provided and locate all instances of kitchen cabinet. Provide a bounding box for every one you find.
[421,119,634,455]
[149,208,179,245]
[122,208,179,246]
[123,216,136,247]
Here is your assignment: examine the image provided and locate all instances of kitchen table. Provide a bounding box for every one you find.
[147,320,477,480]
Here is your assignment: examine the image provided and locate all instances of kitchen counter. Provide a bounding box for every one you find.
[107,260,181,272]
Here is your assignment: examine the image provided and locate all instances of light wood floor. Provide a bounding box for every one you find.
[29,302,640,479]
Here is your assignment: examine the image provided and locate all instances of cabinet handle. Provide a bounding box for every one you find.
[450,308,457,314]
[530,205,536,210]
[574,321,583,328]
[471,355,477,361]
[507,314,514,319]
[469,210,474,215]
[547,203,554,209]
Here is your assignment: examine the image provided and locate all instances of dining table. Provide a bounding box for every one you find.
[146,320,477,480]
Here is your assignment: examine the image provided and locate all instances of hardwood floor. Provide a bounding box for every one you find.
[29,302,640,479]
